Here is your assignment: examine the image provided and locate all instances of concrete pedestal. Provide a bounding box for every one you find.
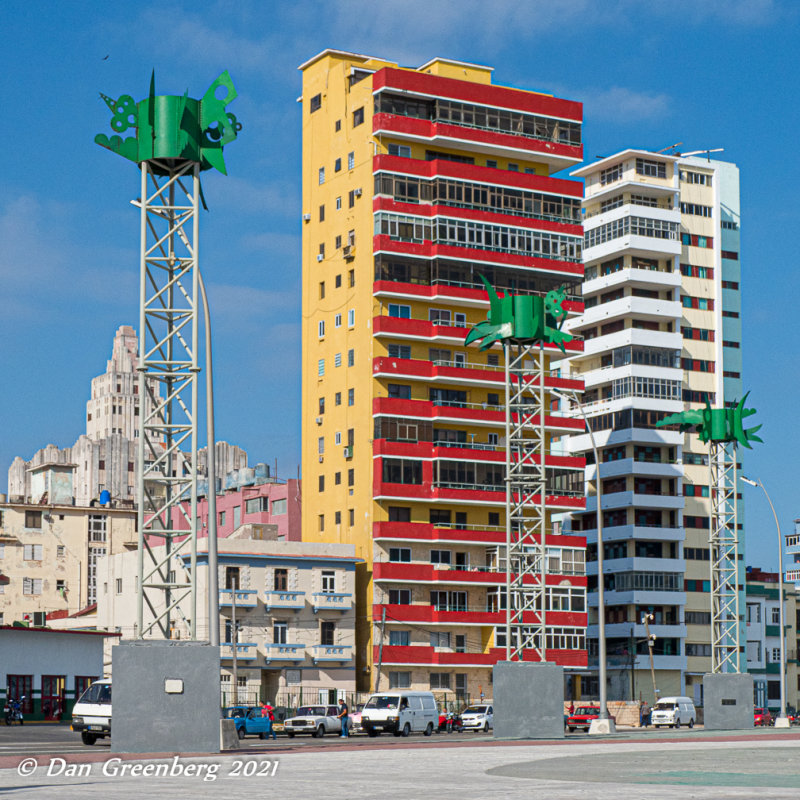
[493,661,564,739]
[588,716,617,735]
[111,640,221,753]
[702,672,754,730]
[774,716,791,729]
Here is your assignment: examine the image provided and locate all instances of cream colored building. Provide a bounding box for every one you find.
[0,497,136,626]
[97,531,361,705]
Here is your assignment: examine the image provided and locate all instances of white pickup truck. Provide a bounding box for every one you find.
[284,705,342,738]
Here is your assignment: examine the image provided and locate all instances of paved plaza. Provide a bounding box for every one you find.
[0,732,798,799]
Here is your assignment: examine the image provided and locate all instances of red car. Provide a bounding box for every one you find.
[754,708,774,726]
[567,706,601,732]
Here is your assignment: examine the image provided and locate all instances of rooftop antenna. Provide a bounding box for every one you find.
[656,142,683,154]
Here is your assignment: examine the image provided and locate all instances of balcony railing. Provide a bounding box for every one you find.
[263,643,305,663]
[264,590,306,611]
[309,645,353,663]
[220,642,258,660]
[219,589,258,608]
[312,592,353,613]
[433,481,504,493]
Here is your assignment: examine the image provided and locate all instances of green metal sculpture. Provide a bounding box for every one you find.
[465,275,572,352]
[95,71,241,174]
[656,393,762,449]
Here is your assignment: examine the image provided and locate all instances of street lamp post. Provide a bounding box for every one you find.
[553,389,615,733]
[741,476,789,728]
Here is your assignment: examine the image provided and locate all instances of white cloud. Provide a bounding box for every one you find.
[581,86,671,123]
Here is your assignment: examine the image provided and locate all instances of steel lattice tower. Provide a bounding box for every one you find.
[96,72,241,641]
[504,342,548,662]
[709,440,741,673]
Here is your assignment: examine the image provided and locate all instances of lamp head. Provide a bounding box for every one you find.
[741,476,759,487]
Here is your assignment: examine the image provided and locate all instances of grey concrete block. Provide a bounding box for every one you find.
[493,661,564,739]
[111,640,221,754]
[220,719,239,750]
[702,672,754,730]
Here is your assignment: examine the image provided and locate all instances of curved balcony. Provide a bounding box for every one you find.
[570,296,682,333]
[312,592,353,613]
[264,590,305,611]
[220,642,258,661]
[310,645,353,664]
[219,589,258,608]
[263,643,305,664]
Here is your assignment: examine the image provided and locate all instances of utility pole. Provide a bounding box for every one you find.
[374,607,386,693]
[629,627,636,701]
[642,614,659,701]
[231,578,238,706]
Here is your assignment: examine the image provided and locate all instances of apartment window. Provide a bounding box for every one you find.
[219,510,226,526]
[681,170,712,186]
[273,621,288,644]
[388,144,411,158]
[318,514,325,532]
[348,349,355,366]
[272,498,287,515]
[318,437,325,454]
[334,157,342,172]
[347,309,355,327]
[318,167,325,184]
[89,514,107,542]
[115,578,122,594]
[349,190,356,208]
[318,358,325,376]
[25,511,42,529]
[348,468,355,487]
[335,274,342,288]
[319,281,325,299]
[335,392,342,406]
[335,235,342,250]
[721,250,739,260]
[56,545,65,558]
[334,352,342,368]
[334,118,341,132]
[680,202,712,217]
[455,635,466,653]
[318,397,326,415]
[353,107,364,126]
[349,269,355,287]
[318,242,325,258]
[318,320,325,338]
[388,383,411,399]
[321,570,336,593]
[335,196,342,210]
[347,151,355,170]
[600,163,623,185]
[389,547,411,562]
[23,544,43,560]
[772,607,781,624]
[635,158,666,178]
[382,458,423,484]
[321,621,336,646]
[389,589,411,604]
[335,431,342,446]
[388,303,411,318]
[507,163,519,172]
[349,509,355,526]
[335,511,341,525]
[389,672,411,689]
[348,388,354,406]
[334,472,341,485]
[318,475,325,492]
[310,93,322,113]
[224,566,239,590]
[430,549,452,566]
[273,569,288,591]
[430,633,451,649]
[23,578,42,595]
[389,630,410,646]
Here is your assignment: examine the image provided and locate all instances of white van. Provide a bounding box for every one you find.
[71,679,112,745]
[360,691,438,737]
[651,696,696,728]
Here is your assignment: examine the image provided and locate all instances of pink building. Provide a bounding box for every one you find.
[174,479,302,542]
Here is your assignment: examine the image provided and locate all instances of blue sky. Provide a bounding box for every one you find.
[1,0,797,570]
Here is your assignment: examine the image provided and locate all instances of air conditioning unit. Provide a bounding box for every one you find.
[343,446,353,458]
[302,213,311,222]
[315,416,323,424]
[354,188,362,197]
[343,245,355,259]
[317,254,324,262]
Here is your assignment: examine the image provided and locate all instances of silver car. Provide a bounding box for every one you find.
[460,704,493,732]
[284,705,342,738]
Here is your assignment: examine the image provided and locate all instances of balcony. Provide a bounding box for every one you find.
[373,519,507,545]
[375,644,587,668]
[587,457,683,481]
[585,491,685,513]
[263,643,305,664]
[579,524,685,544]
[218,589,258,608]
[264,590,305,611]
[220,642,258,661]
[312,592,353,613]
[309,645,353,664]
[374,561,506,586]
[571,296,682,332]
[582,267,681,297]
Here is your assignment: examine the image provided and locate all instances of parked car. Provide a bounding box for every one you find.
[360,691,438,737]
[566,706,601,732]
[460,704,493,732]
[349,703,365,734]
[284,705,341,738]
[71,679,112,745]
[754,707,774,727]
[223,706,274,740]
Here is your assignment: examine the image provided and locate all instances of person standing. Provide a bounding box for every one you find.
[263,701,277,740]
[337,698,349,738]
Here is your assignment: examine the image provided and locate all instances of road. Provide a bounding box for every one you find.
[0,728,799,799]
